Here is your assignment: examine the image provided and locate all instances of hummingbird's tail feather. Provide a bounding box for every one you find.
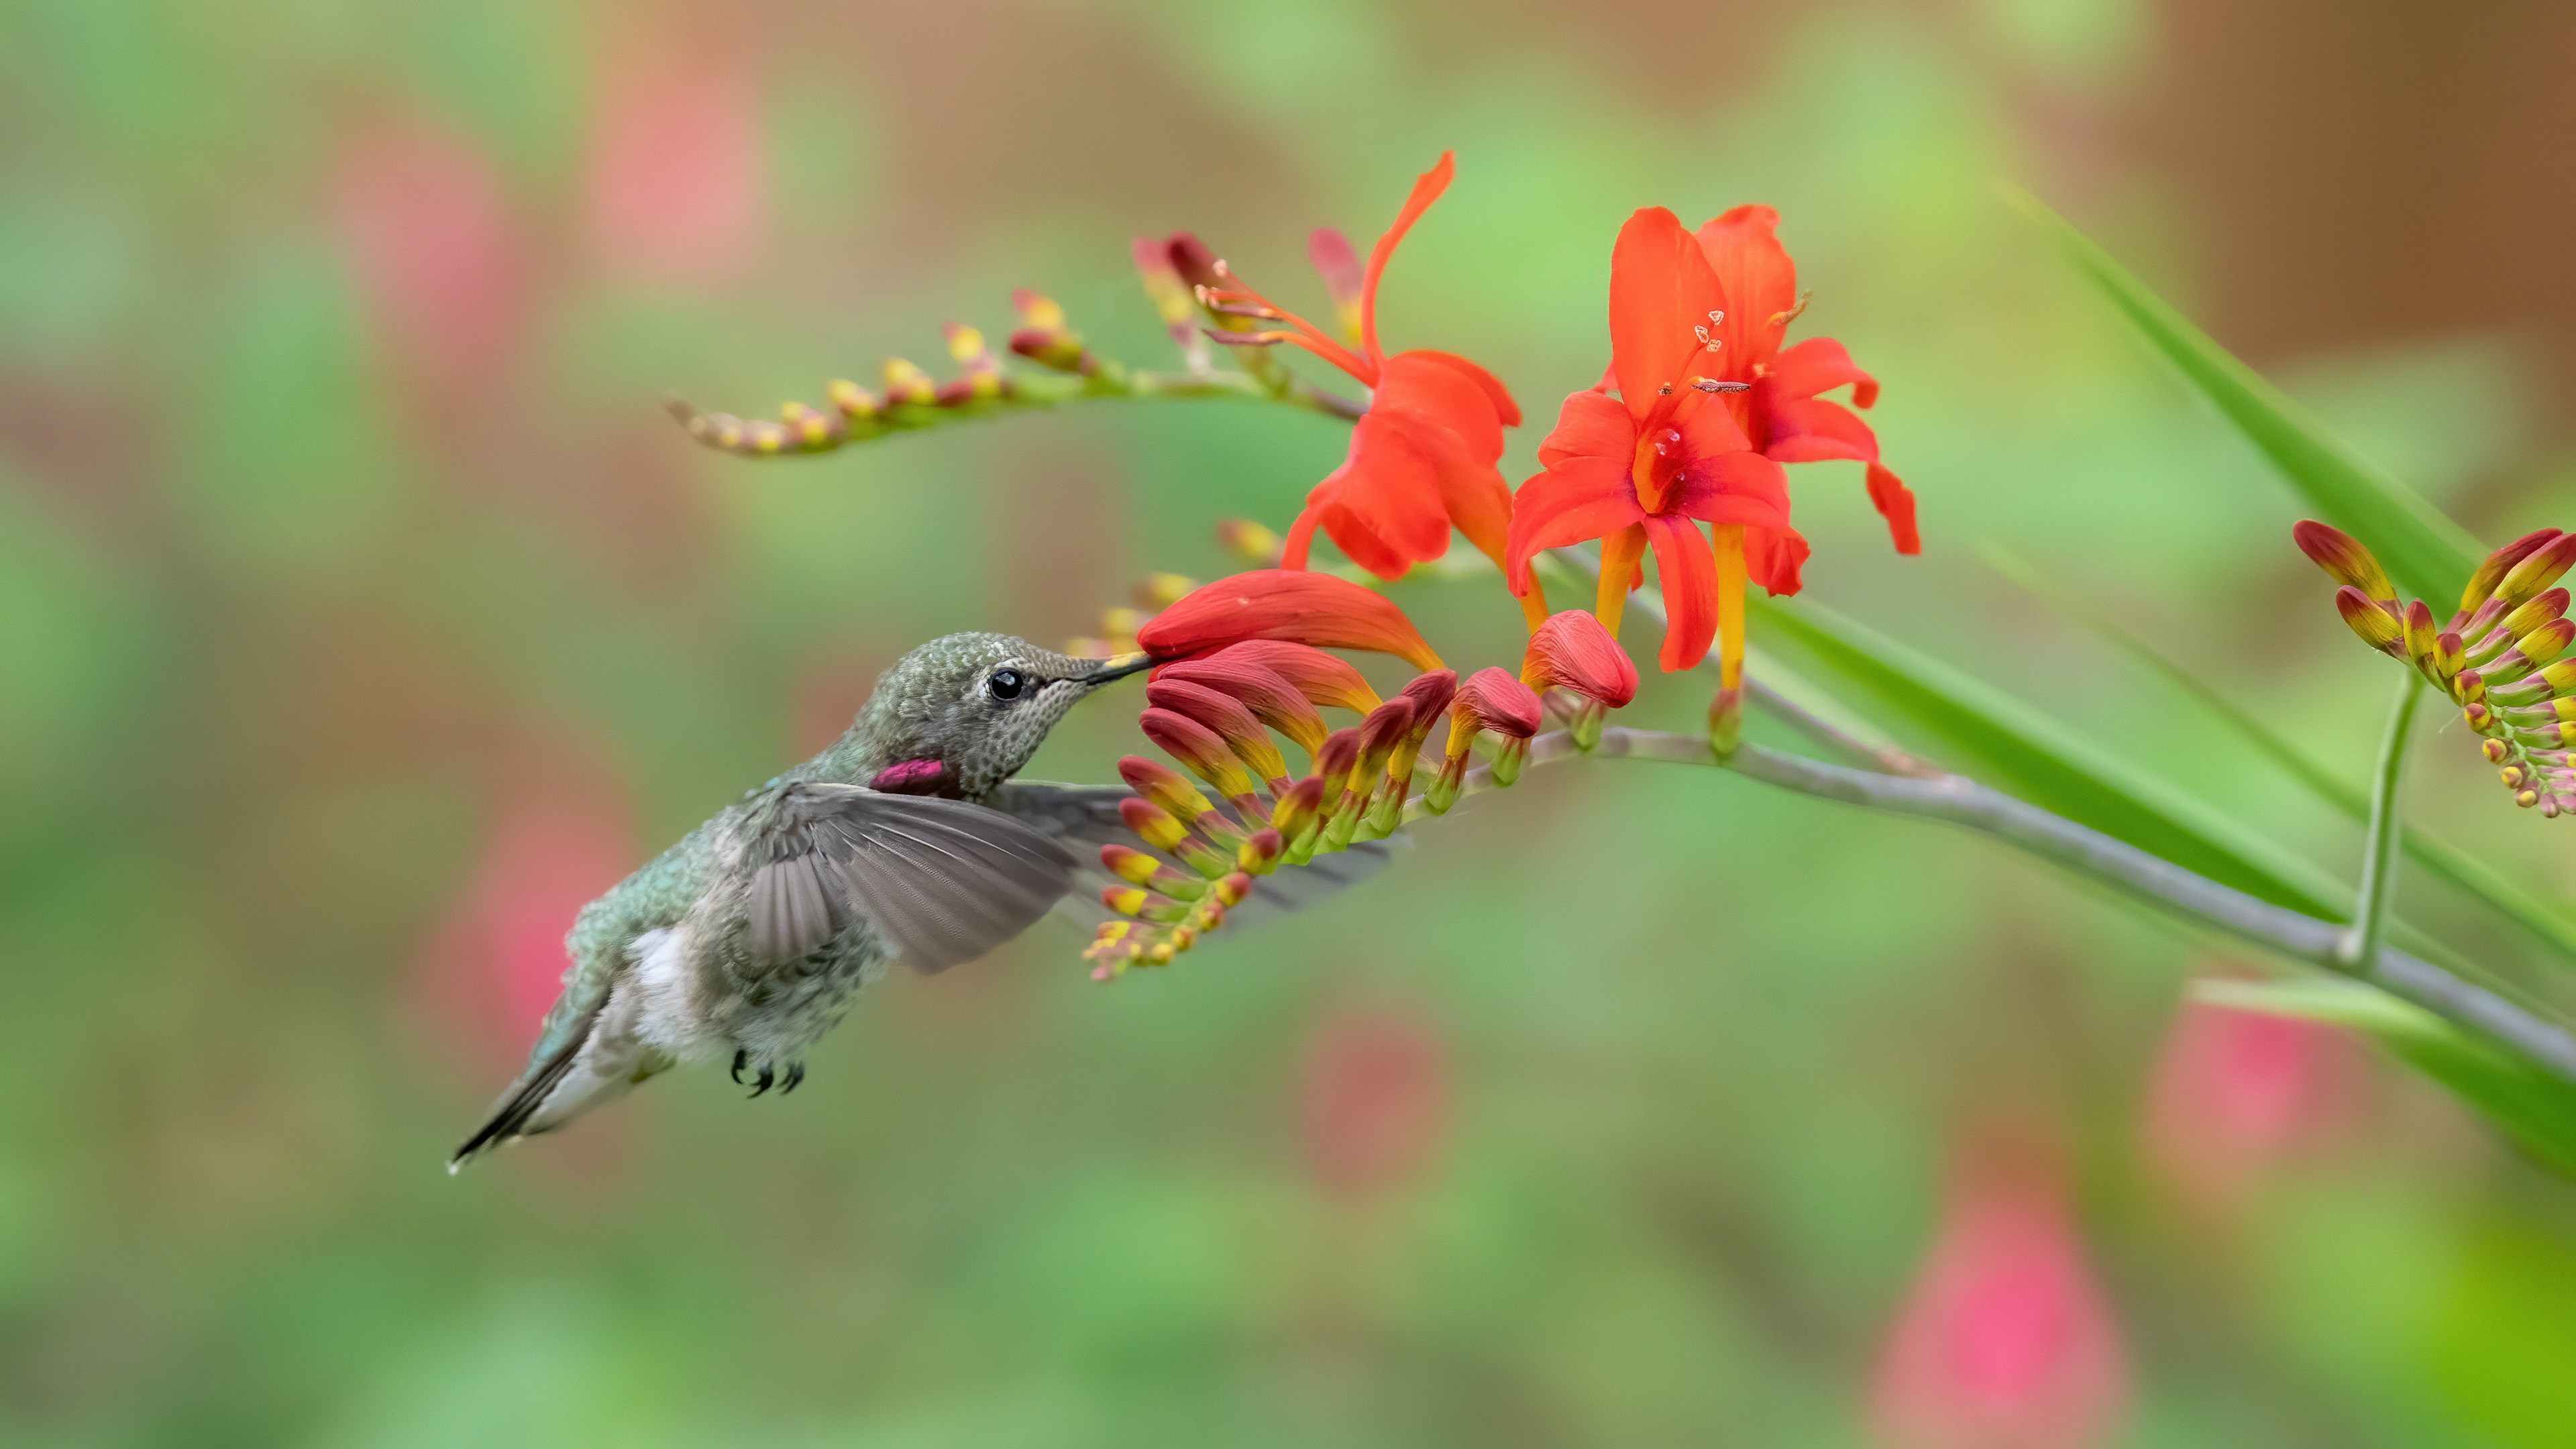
[447,1033,589,1172]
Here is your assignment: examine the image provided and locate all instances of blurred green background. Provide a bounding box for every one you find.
[9,0,2576,1444]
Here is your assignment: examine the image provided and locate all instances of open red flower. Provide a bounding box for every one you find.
[1199,154,1544,627]
[1697,204,1918,564]
[1503,207,1791,674]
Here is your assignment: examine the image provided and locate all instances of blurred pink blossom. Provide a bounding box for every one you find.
[333,119,525,392]
[2142,990,2359,1212]
[413,778,635,1067]
[1870,1148,2129,1449]
[584,42,765,284]
[1299,1005,1446,1198]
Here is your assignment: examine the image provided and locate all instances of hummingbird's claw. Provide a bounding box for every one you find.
[731,1049,747,1085]
[782,1063,806,1095]
[749,1065,775,1098]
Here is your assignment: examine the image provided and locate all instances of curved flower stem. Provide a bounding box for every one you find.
[2340,673,2426,972]
[670,364,1362,458]
[1409,724,2576,1083]
[1538,545,1941,776]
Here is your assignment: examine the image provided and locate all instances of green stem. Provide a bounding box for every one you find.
[2342,672,2426,970]
[669,362,1361,458]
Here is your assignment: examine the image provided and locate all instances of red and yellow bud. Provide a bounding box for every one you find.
[1146,678,1291,788]
[1521,609,1639,708]
[1307,227,1366,345]
[2434,631,2466,677]
[2496,532,2576,608]
[1118,755,1218,823]
[1132,235,1208,368]
[1216,517,1285,566]
[1099,843,1210,900]
[1214,872,1254,908]
[1101,885,1193,925]
[2291,521,2396,602]
[1138,572,1198,609]
[1448,667,1544,753]
[1237,827,1283,874]
[2461,529,2561,612]
[1159,654,1332,755]
[1117,796,1191,853]
[2402,600,2438,667]
[1138,570,1443,672]
[1208,640,1383,714]
[2484,738,2513,763]
[2522,617,2576,669]
[2498,587,2569,643]
[1140,706,1263,804]
[1269,775,1327,843]
[881,356,937,407]
[826,378,877,419]
[1310,727,1363,806]
[1008,290,1091,374]
[780,400,841,449]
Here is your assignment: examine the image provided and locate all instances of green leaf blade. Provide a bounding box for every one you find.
[2008,189,2483,608]
[1750,594,2349,918]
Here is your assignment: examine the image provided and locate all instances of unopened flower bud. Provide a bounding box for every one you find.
[1099,843,1209,900]
[1141,706,1264,807]
[1146,678,1290,788]
[1216,518,1285,565]
[2328,590,2400,652]
[2402,599,2438,666]
[1138,572,1198,609]
[1214,872,1254,908]
[1158,655,1332,755]
[1268,775,1327,842]
[2522,618,2576,669]
[2484,738,2513,763]
[2434,631,2466,676]
[780,400,840,449]
[1310,727,1362,806]
[1307,227,1366,345]
[1206,640,1383,713]
[1132,235,1208,370]
[2292,521,2396,602]
[2497,532,2576,608]
[826,378,877,419]
[1446,667,1544,760]
[1522,610,1639,708]
[1236,827,1283,874]
[2461,529,2562,612]
[881,357,936,407]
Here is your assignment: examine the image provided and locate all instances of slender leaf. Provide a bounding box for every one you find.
[2007,189,2483,608]
[1984,541,2576,971]
[1749,594,2350,917]
[2195,977,2576,1177]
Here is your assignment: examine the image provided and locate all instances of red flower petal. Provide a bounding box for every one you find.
[1642,513,1719,672]
[1693,204,1797,376]
[1522,609,1639,708]
[1667,450,1792,532]
[1358,152,1456,368]
[1762,395,1880,466]
[1766,335,1877,407]
[1405,347,1521,429]
[1609,207,1729,427]
[1536,388,1635,468]
[1746,525,1810,596]
[1870,462,1921,555]
[1139,570,1443,672]
[1504,453,1646,595]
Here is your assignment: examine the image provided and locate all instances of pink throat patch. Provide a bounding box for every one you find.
[869,758,951,795]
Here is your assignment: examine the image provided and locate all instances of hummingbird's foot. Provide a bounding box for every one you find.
[781,1063,806,1095]
[730,1049,748,1085]
[748,1063,775,1097]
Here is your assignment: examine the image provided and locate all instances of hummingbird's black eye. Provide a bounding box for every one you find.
[987,668,1026,701]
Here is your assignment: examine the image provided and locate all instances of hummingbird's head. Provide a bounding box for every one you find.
[857,633,1152,799]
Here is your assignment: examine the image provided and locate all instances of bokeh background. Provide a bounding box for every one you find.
[9,0,2576,1444]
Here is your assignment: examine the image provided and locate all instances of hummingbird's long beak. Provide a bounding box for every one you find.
[1081,651,1155,686]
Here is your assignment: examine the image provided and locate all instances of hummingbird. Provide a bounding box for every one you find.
[447,633,1158,1171]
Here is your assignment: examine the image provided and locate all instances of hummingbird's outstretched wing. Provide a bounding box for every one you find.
[747,784,1079,973]
[989,782,1407,935]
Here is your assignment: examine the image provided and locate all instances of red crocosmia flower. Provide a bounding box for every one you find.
[1696,204,1919,559]
[1870,1148,2129,1449]
[1521,608,1638,708]
[1197,154,1545,628]
[1138,570,1443,672]
[1505,207,1792,675]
